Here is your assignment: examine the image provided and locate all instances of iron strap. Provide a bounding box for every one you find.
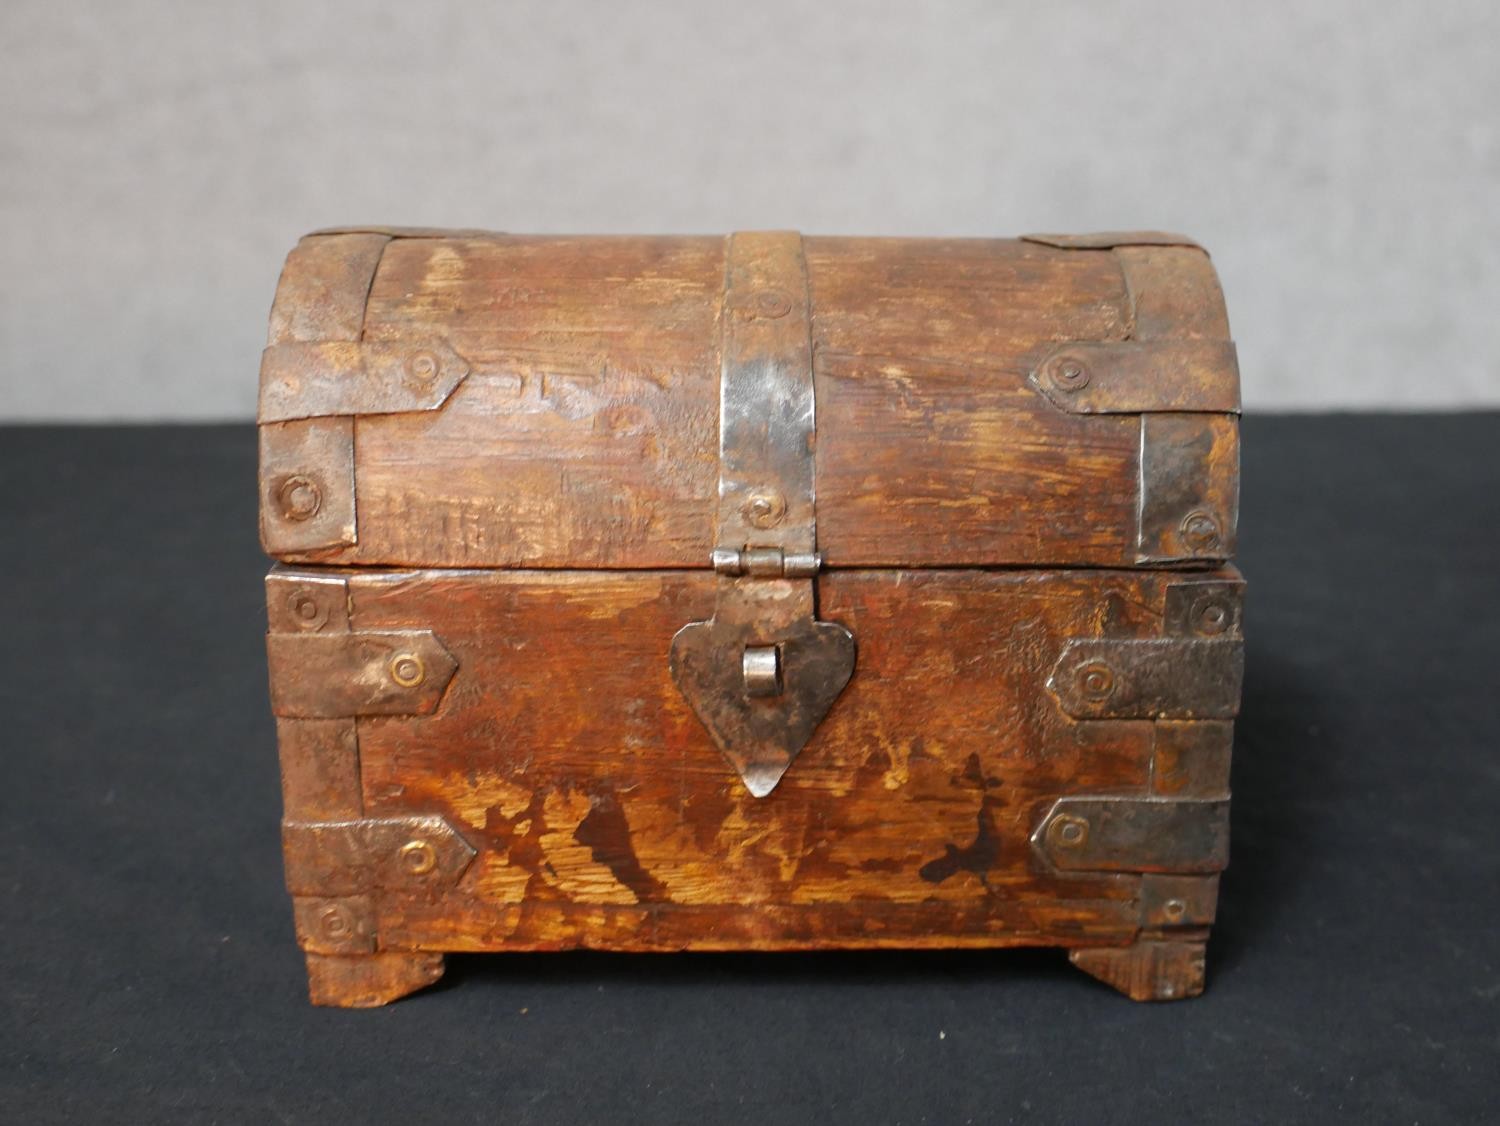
[669,232,856,797]
[716,231,820,603]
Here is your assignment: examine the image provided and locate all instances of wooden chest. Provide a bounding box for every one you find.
[258,228,1243,1006]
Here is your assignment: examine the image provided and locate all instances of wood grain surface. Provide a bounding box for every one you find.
[259,229,1242,1005]
[259,232,1238,568]
[270,563,1240,1002]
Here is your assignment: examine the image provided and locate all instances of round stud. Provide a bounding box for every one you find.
[318,903,354,940]
[1047,355,1091,392]
[1193,600,1230,636]
[1049,814,1090,849]
[1179,509,1222,552]
[1163,898,1188,922]
[286,587,329,631]
[1077,660,1116,702]
[743,491,788,530]
[404,350,440,387]
[277,475,322,522]
[389,652,426,688]
[399,839,437,876]
[749,289,793,319]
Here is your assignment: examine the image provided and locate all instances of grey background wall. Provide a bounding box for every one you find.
[3,0,1497,420]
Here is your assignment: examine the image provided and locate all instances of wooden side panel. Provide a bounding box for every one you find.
[336,566,1237,953]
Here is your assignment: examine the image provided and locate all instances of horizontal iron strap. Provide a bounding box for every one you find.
[267,630,457,718]
[1049,637,1243,719]
[282,816,476,896]
[1033,797,1230,873]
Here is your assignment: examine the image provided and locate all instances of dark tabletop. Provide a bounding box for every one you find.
[1,415,1496,1125]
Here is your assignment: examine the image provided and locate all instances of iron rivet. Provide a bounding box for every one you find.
[1194,601,1230,636]
[399,839,437,876]
[743,491,788,529]
[389,652,426,688]
[277,475,322,522]
[1164,898,1187,921]
[749,289,793,319]
[1077,660,1115,702]
[318,903,354,939]
[1050,814,1090,848]
[1179,510,1222,552]
[404,350,440,386]
[1049,355,1090,392]
[286,587,329,631]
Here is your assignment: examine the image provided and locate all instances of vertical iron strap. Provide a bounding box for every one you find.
[716,231,818,571]
[669,231,855,798]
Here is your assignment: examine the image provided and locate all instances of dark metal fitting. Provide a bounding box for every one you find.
[1047,355,1091,391]
[1179,509,1222,552]
[711,546,822,578]
[742,645,783,698]
[277,474,323,521]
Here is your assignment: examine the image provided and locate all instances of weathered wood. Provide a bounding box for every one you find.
[304,951,445,1008]
[258,232,1238,568]
[258,229,1244,1006]
[1070,934,1209,1002]
[267,564,1240,1002]
[354,235,725,568]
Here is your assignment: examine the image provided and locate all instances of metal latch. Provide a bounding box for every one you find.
[670,232,856,798]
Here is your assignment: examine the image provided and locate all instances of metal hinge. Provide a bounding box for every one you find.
[670,232,856,798]
[710,546,822,577]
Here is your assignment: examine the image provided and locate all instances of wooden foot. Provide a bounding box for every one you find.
[304,951,446,1008]
[1069,937,1207,1002]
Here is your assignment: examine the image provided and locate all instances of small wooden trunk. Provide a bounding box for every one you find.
[258,228,1243,1006]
